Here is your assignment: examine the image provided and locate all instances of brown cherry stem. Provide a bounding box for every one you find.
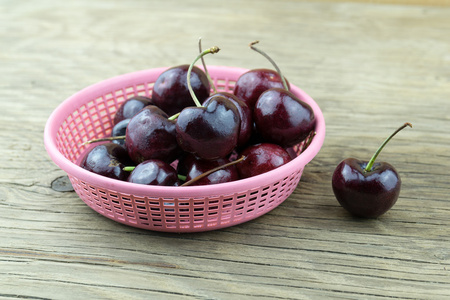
[364,122,412,172]
[249,40,289,91]
[198,37,217,94]
[82,135,125,146]
[181,156,246,186]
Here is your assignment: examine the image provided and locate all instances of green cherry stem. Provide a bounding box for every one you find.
[249,40,289,91]
[187,45,220,107]
[364,122,412,172]
[181,155,246,187]
[82,135,126,146]
[198,37,217,94]
[168,112,180,121]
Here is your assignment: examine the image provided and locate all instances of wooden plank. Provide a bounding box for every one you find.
[0,0,449,299]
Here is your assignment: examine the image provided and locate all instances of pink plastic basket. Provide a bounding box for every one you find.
[44,66,325,232]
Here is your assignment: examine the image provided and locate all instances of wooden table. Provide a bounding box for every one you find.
[1,0,449,299]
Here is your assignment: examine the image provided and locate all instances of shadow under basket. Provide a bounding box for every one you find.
[44,66,326,233]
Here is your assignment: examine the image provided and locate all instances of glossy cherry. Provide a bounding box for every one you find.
[246,41,315,147]
[177,153,239,186]
[176,95,240,160]
[254,88,315,147]
[114,96,152,125]
[237,143,291,179]
[233,68,288,109]
[203,91,252,148]
[111,119,130,147]
[174,46,240,160]
[125,105,180,164]
[80,142,133,181]
[127,159,179,186]
[332,123,412,218]
[152,65,210,115]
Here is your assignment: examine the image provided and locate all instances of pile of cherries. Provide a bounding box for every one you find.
[80,42,316,187]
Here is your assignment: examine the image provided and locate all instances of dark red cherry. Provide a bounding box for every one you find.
[237,143,291,179]
[254,88,315,147]
[111,119,130,147]
[152,65,210,115]
[332,158,401,218]
[233,69,288,109]
[80,142,133,181]
[114,96,152,125]
[176,95,240,160]
[203,92,252,148]
[177,153,239,186]
[125,105,180,164]
[332,123,412,218]
[127,159,179,186]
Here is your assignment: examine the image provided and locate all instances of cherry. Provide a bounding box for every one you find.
[233,41,290,109]
[254,88,315,147]
[236,143,291,179]
[197,39,252,148]
[177,153,239,186]
[127,159,179,186]
[151,65,210,116]
[176,95,240,160]
[233,68,288,109]
[332,123,412,218]
[114,96,152,125]
[248,41,315,147]
[203,92,252,148]
[80,142,133,181]
[175,46,241,160]
[111,119,130,147]
[125,105,180,164]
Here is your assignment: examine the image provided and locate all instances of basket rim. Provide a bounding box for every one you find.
[44,65,325,198]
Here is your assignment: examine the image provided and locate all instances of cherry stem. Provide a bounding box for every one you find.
[187,45,220,107]
[82,135,125,146]
[249,40,289,91]
[168,112,180,121]
[198,37,217,94]
[364,122,412,172]
[181,155,246,187]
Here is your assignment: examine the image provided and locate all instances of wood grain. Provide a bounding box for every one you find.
[1,0,449,299]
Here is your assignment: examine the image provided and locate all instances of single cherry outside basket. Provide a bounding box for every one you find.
[44,66,326,233]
